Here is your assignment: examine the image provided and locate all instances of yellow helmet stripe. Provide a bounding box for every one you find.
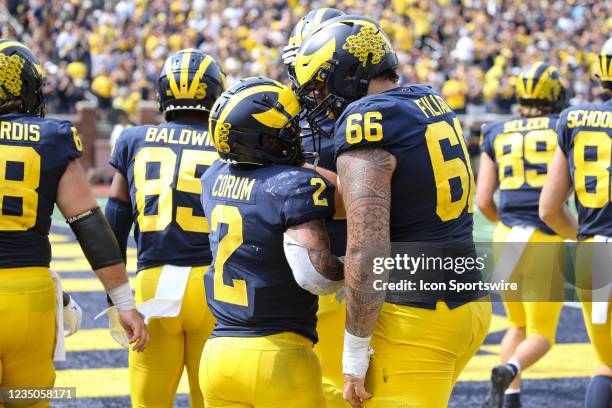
[312,8,328,28]
[0,41,30,52]
[178,50,193,98]
[252,88,300,128]
[165,58,181,98]
[295,36,336,85]
[531,65,552,98]
[601,51,612,80]
[213,85,283,145]
[187,54,214,98]
[525,61,542,96]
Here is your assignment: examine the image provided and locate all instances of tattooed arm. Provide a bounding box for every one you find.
[284,219,344,294]
[338,147,396,337]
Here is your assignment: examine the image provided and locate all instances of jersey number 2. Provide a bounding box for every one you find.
[210,204,248,306]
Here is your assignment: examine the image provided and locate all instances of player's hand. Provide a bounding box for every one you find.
[118,308,149,352]
[343,374,372,408]
[63,294,83,337]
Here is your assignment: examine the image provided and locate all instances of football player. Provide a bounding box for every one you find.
[105,49,224,407]
[283,7,349,407]
[294,16,491,407]
[477,63,567,408]
[201,77,344,407]
[0,39,147,406]
[540,38,612,408]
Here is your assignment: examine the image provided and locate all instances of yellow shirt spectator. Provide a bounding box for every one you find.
[442,79,468,111]
[92,74,114,99]
[66,61,87,81]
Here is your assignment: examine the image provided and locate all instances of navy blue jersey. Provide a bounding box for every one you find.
[0,113,82,268]
[334,86,481,308]
[557,101,612,239]
[481,115,559,234]
[334,85,475,242]
[301,116,347,256]
[109,122,218,270]
[201,161,334,343]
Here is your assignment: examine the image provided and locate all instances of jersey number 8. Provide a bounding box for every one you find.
[0,146,40,231]
[574,131,611,209]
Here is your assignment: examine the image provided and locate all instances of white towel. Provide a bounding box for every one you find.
[591,235,611,324]
[49,269,66,361]
[137,265,191,324]
[491,225,536,284]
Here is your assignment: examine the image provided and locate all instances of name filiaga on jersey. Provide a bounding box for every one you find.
[0,121,40,142]
[414,94,453,119]
[145,126,213,146]
[566,109,612,129]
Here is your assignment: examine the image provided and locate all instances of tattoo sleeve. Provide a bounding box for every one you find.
[285,219,344,281]
[337,147,395,337]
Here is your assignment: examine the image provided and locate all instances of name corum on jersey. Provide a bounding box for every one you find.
[211,174,256,201]
[145,126,213,146]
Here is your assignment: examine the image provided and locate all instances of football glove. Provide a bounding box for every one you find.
[95,306,130,348]
[63,294,83,337]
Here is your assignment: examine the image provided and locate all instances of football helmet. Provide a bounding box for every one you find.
[597,37,612,91]
[209,77,305,166]
[283,8,345,90]
[515,62,566,110]
[294,15,398,121]
[157,48,225,120]
[0,39,45,117]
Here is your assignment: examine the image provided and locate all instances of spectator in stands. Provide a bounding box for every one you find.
[3,0,609,115]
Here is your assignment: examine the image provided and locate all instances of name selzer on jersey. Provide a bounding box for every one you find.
[109,121,218,270]
[0,113,82,268]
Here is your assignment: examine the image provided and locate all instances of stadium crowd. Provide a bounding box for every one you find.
[3,0,611,116]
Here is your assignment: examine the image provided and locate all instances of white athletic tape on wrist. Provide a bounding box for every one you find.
[108,282,136,311]
[343,330,374,378]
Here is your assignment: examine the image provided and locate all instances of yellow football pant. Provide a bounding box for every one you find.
[129,265,215,408]
[493,223,565,344]
[200,332,326,407]
[0,267,56,408]
[364,301,491,407]
[314,294,349,408]
[575,239,612,367]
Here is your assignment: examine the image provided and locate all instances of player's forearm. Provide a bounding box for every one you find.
[338,147,395,337]
[540,206,578,240]
[345,241,389,337]
[94,263,130,292]
[477,197,498,223]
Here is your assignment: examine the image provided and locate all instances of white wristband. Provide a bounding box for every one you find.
[108,282,136,311]
[342,330,373,378]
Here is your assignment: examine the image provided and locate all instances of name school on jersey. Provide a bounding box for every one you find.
[144,126,213,146]
[0,121,40,141]
[211,174,256,202]
[565,109,612,129]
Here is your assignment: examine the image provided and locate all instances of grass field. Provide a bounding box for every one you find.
[48,200,594,407]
